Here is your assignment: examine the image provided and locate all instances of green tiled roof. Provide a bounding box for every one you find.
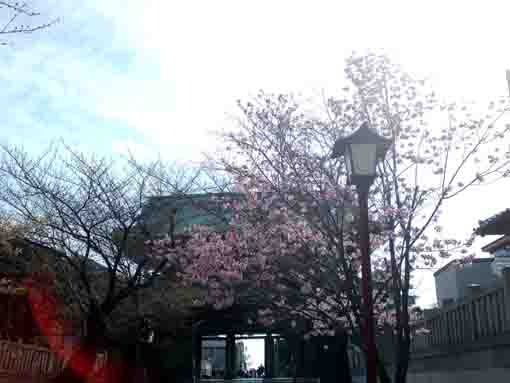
[141,193,243,237]
[140,192,355,238]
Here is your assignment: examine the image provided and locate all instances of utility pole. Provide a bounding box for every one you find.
[506,70,510,99]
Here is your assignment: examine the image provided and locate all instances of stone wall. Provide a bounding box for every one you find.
[407,368,510,383]
[408,326,510,382]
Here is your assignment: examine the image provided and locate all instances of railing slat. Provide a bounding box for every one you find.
[445,312,451,345]
[489,293,498,335]
[430,319,435,346]
[449,311,454,344]
[0,343,8,369]
[0,340,64,378]
[496,291,503,333]
[482,296,489,337]
[487,294,494,336]
[438,317,442,344]
[450,311,455,344]
[458,308,463,343]
[459,306,462,343]
[465,304,470,342]
[495,291,501,333]
[21,348,31,374]
[475,299,481,338]
[461,307,466,342]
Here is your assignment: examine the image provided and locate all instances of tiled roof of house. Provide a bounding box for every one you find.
[481,234,510,253]
[475,208,510,236]
[433,257,494,277]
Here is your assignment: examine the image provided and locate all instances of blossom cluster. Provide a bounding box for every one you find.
[146,175,415,338]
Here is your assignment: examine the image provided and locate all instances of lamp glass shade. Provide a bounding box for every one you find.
[348,143,378,177]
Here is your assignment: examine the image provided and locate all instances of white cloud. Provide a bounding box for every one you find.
[111,137,158,161]
[80,0,510,156]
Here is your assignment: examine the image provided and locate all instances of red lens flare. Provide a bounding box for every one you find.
[24,275,102,381]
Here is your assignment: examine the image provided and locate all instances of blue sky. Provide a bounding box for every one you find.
[3,0,510,306]
[1,1,166,157]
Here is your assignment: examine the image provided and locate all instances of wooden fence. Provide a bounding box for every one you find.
[0,340,111,382]
[412,268,510,352]
[198,380,320,382]
[0,340,64,378]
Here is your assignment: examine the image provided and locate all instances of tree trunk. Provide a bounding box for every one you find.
[393,336,410,383]
[375,349,391,383]
[335,332,352,383]
[394,244,412,383]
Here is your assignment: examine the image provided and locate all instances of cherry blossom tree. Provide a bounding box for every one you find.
[148,181,394,379]
[337,53,510,383]
[149,53,510,383]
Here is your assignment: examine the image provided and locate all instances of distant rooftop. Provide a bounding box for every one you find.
[476,208,510,236]
[2,237,107,277]
[140,193,243,237]
[433,257,494,277]
[140,192,356,238]
[482,234,510,253]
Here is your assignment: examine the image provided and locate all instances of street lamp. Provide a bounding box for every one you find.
[332,122,391,383]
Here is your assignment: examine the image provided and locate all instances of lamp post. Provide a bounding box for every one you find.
[332,122,391,383]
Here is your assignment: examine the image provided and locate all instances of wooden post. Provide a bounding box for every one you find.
[273,337,279,377]
[503,267,510,331]
[191,327,202,383]
[225,333,236,379]
[264,333,274,378]
[295,336,304,378]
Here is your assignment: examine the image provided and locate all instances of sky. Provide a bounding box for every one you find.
[2,0,510,306]
[242,339,265,370]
